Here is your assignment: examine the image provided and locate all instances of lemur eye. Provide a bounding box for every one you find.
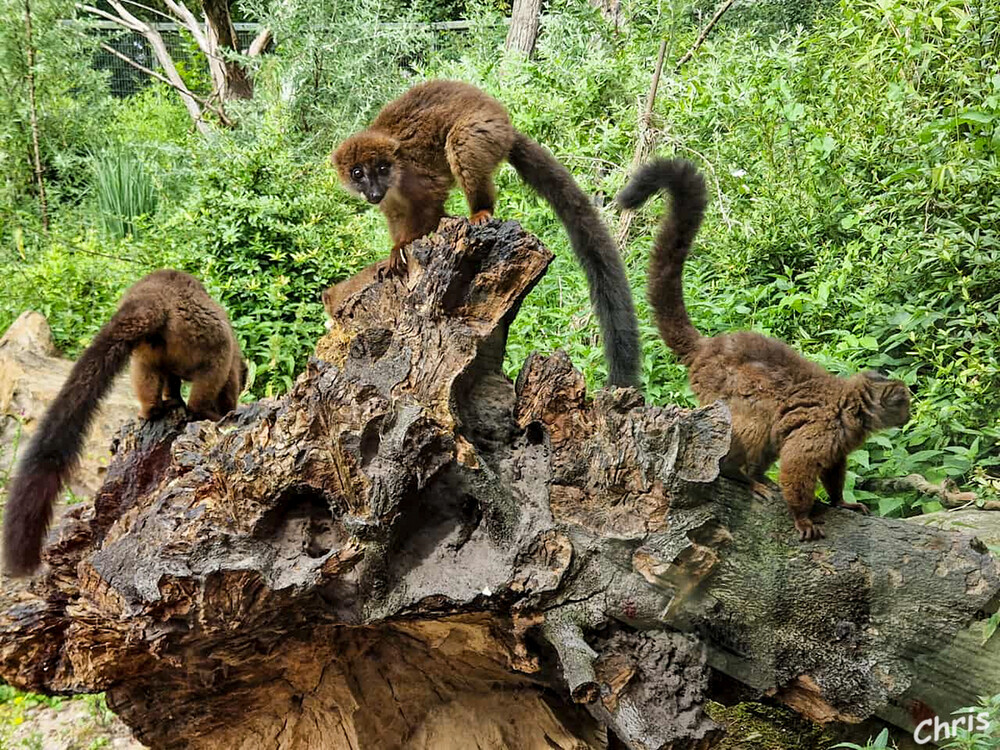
[377,163,390,174]
[351,167,364,180]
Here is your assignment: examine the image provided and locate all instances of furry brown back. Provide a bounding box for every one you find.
[3,270,245,576]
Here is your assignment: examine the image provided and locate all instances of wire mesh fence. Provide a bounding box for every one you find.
[91,21,261,98]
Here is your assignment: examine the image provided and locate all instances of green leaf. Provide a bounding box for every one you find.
[958,110,995,125]
[878,496,906,517]
[983,612,999,646]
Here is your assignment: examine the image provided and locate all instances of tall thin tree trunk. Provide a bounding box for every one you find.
[505,0,542,56]
[23,0,49,231]
[200,0,253,100]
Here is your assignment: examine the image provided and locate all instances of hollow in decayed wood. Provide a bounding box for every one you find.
[0,217,996,750]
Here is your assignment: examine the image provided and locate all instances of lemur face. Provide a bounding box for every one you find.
[878,382,911,427]
[348,161,394,205]
[332,132,401,206]
[864,372,911,428]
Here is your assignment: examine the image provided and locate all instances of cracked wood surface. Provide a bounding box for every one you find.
[0,218,997,750]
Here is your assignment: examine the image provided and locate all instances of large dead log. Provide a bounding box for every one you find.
[0,218,996,750]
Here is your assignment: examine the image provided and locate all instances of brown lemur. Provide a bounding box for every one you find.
[332,79,641,387]
[618,158,911,541]
[3,270,248,576]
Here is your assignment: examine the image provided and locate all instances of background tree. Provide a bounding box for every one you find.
[505,0,542,55]
[80,0,270,131]
[0,0,106,222]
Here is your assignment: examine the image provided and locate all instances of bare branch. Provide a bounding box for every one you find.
[96,42,232,127]
[23,0,49,231]
[83,0,210,133]
[857,474,997,510]
[161,0,209,49]
[674,0,737,71]
[118,0,175,25]
[76,3,144,32]
[246,27,272,56]
[615,39,668,248]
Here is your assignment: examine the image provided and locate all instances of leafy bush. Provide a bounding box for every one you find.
[940,695,1000,750]
[104,84,197,203]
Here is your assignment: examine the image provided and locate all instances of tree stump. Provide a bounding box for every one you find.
[0,218,996,750]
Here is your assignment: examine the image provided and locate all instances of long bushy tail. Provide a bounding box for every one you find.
[2,300,165,576]
[617,158,707,363]
[508,131,640,388]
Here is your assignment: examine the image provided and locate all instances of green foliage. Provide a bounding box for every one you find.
[103,85,196,202]
[831,728,895,750]
[985,611,1000,646]
[0,0,109,218]
[0,683,62,748]
[173,115,376,395]
[0,236,136,355]
[242,0,446,151]
[618,0,1000,510]
[0,687,120,749]
[91,146,159,239]
[939,695,1000,750]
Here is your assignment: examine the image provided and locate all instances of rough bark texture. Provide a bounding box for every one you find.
[0,218,997,750]
[505,0,543,56]
[199,0,254,100]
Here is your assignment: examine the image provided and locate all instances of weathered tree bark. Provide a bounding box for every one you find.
[0,219,997,750]
[506,0,543,56]
[200,0,253,100]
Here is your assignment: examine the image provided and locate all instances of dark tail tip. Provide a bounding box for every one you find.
[617,158,707,212]
[2,470,61,577]
[3,549,40,578]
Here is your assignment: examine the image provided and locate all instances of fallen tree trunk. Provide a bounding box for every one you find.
[0,218,996,750]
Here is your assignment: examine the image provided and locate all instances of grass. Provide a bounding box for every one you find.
[91,146,159,240]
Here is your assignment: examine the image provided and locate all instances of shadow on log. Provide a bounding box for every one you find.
[0,218,997,750]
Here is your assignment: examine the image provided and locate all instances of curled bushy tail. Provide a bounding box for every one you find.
[617,158,707,363]
[2,301,165,576]
[508,131,640,388]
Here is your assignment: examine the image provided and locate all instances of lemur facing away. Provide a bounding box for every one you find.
[332,79,640,388]
[619,159,911,541]
[3,270,247,576]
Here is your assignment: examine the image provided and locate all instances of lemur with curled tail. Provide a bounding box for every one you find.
[619,158,911,541]
[332,79,641,388]
[3,270,247,576]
